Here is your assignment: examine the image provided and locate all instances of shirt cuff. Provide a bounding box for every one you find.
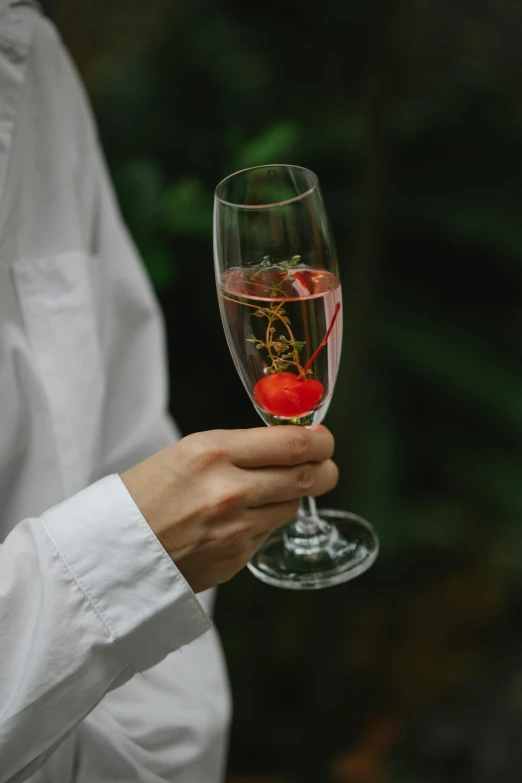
[40,474,212,672]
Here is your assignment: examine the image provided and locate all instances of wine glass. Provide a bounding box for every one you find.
[213,164,378,589]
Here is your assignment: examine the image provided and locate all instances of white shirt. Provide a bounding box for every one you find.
[0,2,231,781]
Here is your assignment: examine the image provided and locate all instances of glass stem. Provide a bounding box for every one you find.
[283,496,338,561]
[295,495,322,536]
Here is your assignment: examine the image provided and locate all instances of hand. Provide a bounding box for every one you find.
[120,426,338,593]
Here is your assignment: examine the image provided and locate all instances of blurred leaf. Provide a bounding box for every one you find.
[161,178,213,236]
[113,158,164,239]
[443,447,522,517]
[383,301,522,432]
[234,121,301,168]
[141,240,177,291]
[393,193,522,278]
[356,395,401,549]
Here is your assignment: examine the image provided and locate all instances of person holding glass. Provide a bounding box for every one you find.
[0,3,340,782]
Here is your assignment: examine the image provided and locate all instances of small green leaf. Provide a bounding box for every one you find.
[293,341,306,352]
[290,255,301,266]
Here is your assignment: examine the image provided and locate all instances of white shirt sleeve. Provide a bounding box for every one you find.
[0,475,212,783]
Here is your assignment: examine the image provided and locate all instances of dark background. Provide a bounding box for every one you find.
[42,1,522,781]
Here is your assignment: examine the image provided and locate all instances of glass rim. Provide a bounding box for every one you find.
[214,163,319,210]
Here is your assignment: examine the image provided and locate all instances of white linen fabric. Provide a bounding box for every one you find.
[0,1,231,781]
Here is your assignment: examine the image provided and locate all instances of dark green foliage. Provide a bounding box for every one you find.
[40,1,522,781]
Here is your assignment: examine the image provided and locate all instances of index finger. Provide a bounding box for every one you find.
[219,425,335,468]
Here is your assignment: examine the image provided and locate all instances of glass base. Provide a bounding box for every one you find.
[253,400,330,428]
[248,509,378,590]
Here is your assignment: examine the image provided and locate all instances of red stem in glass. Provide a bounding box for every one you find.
[302,302,341,375]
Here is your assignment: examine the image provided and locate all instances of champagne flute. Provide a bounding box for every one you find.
[213,164,378,589]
